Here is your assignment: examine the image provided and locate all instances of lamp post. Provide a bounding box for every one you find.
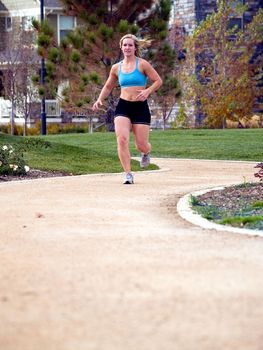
[40,0,46,135]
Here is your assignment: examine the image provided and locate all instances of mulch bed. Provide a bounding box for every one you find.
[197,183,263,212]
[0,169,70,182]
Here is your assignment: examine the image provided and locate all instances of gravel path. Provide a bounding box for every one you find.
[0,158,263,350]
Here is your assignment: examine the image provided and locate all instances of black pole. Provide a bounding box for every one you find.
[40,0,46,135]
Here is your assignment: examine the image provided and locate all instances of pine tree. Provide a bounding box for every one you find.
[33,0,175,127]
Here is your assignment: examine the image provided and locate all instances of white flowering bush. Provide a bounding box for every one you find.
[0,144,30,176]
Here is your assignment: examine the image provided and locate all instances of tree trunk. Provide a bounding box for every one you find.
[222,117,227,129]
[163,112,166,130]
[259,116,263,128]
[23,113,28,136]
[10,100,15,136]
[88,116,93,133]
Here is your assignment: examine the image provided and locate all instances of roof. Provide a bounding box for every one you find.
[0,0,64,13]
[0,1,8,11]
[0,0,38,12]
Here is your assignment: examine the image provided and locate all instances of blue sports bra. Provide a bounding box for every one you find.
[118,57,147,88]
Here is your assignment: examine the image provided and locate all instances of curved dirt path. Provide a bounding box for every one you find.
[0,158,263,350]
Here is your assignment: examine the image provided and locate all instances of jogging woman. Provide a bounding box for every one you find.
[92,34,162,184]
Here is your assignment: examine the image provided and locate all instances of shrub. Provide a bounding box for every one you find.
[0,124,9,134]
[1,121,91,136]
[172,103,188,129]
[47,123,61,134]
[0,144,29,175]
[62,123,88,133]
[0,123,23,135]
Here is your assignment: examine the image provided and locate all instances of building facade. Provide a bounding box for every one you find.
[171,0,262,34]
[0,0,76,125]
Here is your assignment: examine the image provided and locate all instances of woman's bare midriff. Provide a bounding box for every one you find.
[120,86,146,101]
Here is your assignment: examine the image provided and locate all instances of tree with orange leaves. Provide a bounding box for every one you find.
[180,0,263,128]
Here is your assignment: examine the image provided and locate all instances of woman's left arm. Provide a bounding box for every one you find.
[136,60,162,101]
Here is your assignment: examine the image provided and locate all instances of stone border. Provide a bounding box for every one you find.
[177,187,263,237]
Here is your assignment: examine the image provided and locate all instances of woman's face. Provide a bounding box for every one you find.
[121,38,136,57]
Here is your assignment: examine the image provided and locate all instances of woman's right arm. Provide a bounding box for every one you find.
[92,65,118,111]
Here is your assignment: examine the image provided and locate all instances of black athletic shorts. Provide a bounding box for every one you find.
[114,98,151,125]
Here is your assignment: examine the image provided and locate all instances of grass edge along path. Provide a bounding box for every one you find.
[0,129,262,175]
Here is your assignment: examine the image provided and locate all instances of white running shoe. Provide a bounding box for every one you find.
[123,172,134,184]
[140,153,150,168]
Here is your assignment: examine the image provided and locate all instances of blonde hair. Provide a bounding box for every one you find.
[119,34,152,57]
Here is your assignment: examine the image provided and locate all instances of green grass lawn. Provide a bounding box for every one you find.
[0,129,262,174]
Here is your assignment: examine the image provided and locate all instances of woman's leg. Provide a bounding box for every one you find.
[132,124,151,154]
[114,116,132,172]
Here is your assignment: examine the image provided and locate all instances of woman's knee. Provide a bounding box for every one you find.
[135,140,149,152]
[117,134,129,148]
[135,141,143,151]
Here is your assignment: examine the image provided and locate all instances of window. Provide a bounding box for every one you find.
[228,0,244,30]
[231,0,245,10]
[4,16,12,31]
[228,17,242,30]
[22,16,33,31]
[59,16,75,42]
[0,16,15,32]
